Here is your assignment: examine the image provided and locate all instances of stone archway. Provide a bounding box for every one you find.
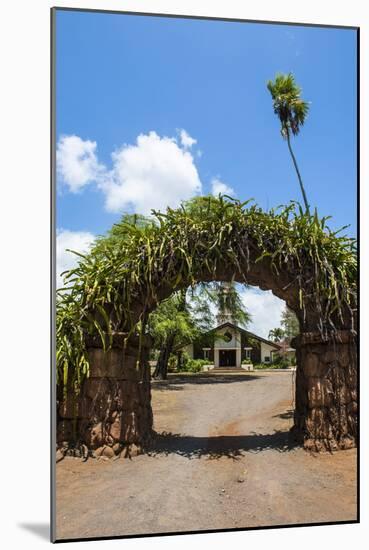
[56,200,357,455]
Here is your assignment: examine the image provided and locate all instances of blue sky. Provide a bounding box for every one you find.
[55,10,357,336]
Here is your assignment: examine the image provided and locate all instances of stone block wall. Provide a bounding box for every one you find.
[292,330,357,451]
[57,329,358,457]
[57,333,153,457]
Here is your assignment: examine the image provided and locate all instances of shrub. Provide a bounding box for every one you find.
[176,354,208,373]
[190,359,210,372]
[253,363,269,370]
[254,359,292,370]
[276,358,290,369]
[177,351,190,372]
[271,354,294,369]
[167,354,178,372]
[187,360,203,373]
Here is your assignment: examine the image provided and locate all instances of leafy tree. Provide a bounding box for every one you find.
[268,327,285,342]
[149,288,215,380]
[211,281,251,327]
[149,279,251,379]
[190,279,251,328]
[149,292,195,380]
[93,213,153,254]
[267,73,310,215]
[281,306,300,339]
[182,194,222,215]
[186,283,216,332]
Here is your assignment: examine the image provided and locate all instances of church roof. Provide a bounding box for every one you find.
[206,321,282,350]
[176,321,282,350]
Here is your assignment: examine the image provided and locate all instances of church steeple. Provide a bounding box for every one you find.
[216,282,235,325]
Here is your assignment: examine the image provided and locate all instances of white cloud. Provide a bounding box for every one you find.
[57,135,103,192]
[57,131,202,215]
[56,229,95,290]
[211,177,234,197]
[100,131,202,215]
[179,129,197,149]
[239,287,285,339]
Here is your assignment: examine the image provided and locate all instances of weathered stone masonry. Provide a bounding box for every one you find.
[292,330,357,451]
[57,333,153,457]
[56,252,357,455]
[57,327,357,456]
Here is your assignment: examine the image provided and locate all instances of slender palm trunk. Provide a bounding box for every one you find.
[286,132,310,215]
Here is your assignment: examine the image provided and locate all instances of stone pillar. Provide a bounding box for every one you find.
[57,333,153,457]
[236,347,241,368]
[292,330,357,451]
[214,349,219,368]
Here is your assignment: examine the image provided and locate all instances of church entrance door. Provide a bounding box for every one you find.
[219,349,236,367]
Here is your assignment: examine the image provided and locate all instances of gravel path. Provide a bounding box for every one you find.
[56,372,357,540]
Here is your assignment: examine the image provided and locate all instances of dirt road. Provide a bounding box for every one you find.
[56,372,357,540]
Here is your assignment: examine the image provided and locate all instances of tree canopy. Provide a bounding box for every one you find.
[267,73,309,139]
[268,327,285,342]
[57,196,357,393]
[281,306,300,339]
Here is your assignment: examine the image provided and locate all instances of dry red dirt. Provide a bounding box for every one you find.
[56,371,357,540]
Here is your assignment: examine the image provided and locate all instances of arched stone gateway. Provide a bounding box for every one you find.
[56,199,357,455]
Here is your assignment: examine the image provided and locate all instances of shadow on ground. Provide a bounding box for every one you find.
[273,409,294,420]
[148,430,299,460]
[152,373,264,391]
[18,523,49,541]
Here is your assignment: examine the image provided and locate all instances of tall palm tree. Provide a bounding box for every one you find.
[267,73,310,215]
